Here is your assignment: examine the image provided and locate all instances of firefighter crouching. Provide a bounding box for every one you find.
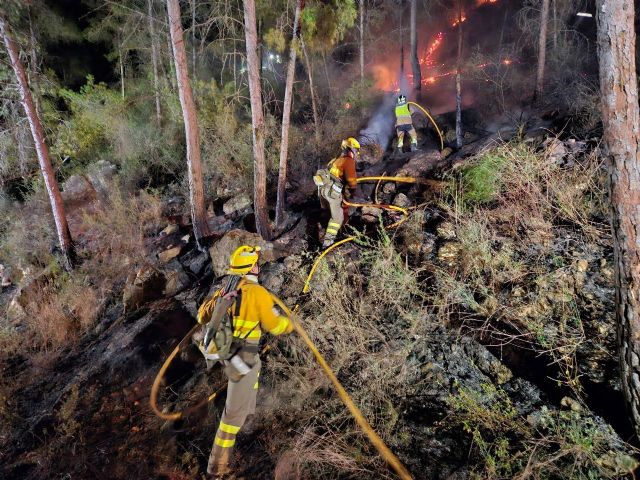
[395,94,418,152]
[197,245,293,479]
[314,137,362,248]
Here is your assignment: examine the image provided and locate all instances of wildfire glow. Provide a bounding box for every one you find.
[476,0,498,5]
[451,15,467,27]
[503,59,512,65]
[419,32,444,66]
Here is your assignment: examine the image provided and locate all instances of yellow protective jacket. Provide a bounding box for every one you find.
[197,275,293,343]
[395,103,414,127]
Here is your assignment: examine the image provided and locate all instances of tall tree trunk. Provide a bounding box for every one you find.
[301,36,321,144]
[596,0,640,440]
[0,14,75,271]
[243,0,273,240]
[275,0,303,228]
[455,0,463,149]
[534,0,550,102]
[167,0,212,249]
[191,0,196,77]
[359,0,364,84]
[148,0,162,125]
[410,0,421,95]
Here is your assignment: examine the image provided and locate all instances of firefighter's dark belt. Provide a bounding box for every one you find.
[396,124,413,132]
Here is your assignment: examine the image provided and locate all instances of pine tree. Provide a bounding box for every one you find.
[167,0,212,249]
[596,0,640,439]
[0,13,75,270]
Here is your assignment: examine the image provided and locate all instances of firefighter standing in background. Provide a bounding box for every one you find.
[197,245,294,479]
[316,137,361,248]
[395,94,418,152]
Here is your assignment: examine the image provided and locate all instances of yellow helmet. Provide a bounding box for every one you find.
[341,137,360,154]
[228,245,261,275]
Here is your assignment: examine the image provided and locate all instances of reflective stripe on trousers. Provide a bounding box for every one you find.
[207,357,261,475]
[397,126,417,147]
[320,183,344,245]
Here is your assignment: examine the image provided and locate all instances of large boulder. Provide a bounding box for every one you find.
[162,259,191,297]
[223,194,253,216]
[62,161,118,207]
[208,229,288,277]
[62,174,96,206]
[122,266,165,312]
[86,160,117,202]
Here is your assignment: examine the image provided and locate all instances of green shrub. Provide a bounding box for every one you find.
[459,151,507,205]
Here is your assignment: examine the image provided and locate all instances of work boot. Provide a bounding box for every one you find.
[207,462,232,479]
[322,236,336,248]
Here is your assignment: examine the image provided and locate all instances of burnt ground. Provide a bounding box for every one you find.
[0,118,636,479]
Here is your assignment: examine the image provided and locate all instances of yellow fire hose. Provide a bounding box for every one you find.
[407,101,444,151]
[150,176,423,478]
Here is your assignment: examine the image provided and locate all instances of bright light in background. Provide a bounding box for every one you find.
[576,12,593,17]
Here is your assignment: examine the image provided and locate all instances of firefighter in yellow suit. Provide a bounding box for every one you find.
[395,94,418,152]
[197,245,294,479]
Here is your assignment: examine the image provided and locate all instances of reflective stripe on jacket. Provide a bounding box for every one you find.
[197,276,293,342]
[328,155,357,189]
[395,103,413,127]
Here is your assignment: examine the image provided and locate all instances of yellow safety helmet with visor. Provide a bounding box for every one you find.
[228,245,261,275]
[341,137,361,155]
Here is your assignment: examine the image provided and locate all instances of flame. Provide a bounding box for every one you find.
[344,102,351,110]
[451,15,467,27]
[503,59,512,65]
[419,32,444,66]
[476,0,498,5]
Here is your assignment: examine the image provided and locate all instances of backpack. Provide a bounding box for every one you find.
[198,276,255,368]
[313,158,343,194]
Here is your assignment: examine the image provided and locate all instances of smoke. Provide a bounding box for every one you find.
[357,93,397,150]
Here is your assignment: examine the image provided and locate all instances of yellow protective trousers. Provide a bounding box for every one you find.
[319,182,345,247]
[207,355,261,475]
[396,126,417,148]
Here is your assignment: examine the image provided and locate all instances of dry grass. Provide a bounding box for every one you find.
[1,181,163,356]
[258,236,427,478]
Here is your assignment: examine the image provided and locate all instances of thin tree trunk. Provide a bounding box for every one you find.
[148,0,162,125]
[301,36,321,144]
[119,47,125,100]
[243,0,273,240]
[322,49,332,92]
[167,0,212,249]
[534,0,550,102]
[455,0,463,149]
[166,29,177,91]
[359,0,364,84]
[275,0,303,228]
[0,14,74,271]
[552,0,557,51]
[596,0,640,440]
[410,0,421,94]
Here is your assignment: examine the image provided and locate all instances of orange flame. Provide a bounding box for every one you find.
[452,15,467,27]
